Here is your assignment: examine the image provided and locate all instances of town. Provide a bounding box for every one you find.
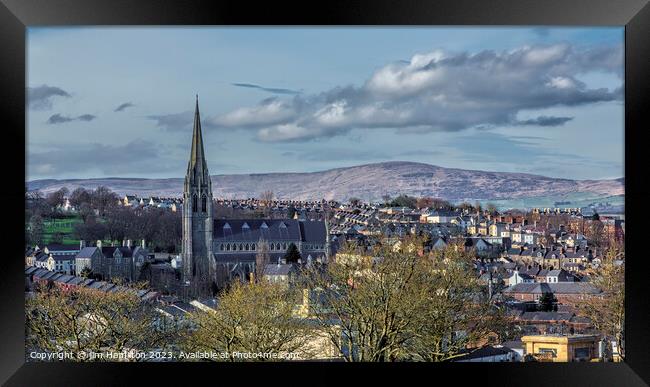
[25,185,625,363]
[24,99,624,363]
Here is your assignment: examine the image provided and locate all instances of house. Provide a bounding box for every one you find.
[521,334,600,362]
[501,282,602,306]
[79,240,151,282]
[263,261,299,285]
[506,270,535,286]
[75,246,103,275]
[546,269,575,283]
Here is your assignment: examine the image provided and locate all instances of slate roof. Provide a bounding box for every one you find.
[45,244,79,252]
[519,311,574,322]
[213,219,327,244]
[452,346,515,361]
[76,247,99,258]
[53,274,75,283]
[263,263,297,276]
[502,282,601,295]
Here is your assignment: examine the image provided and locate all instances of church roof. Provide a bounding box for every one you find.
[214,219,299,241]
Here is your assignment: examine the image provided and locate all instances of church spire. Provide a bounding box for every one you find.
[188,95,208,179]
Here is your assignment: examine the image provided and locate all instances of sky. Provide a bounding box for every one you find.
[26,27,624,181]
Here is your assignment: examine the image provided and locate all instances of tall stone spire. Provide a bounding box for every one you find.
[182,95,215,298]
[187,94,209,183]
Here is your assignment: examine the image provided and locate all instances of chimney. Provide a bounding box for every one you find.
[80,240,86,249]
[96,240,102,249]
[277,257,281,266]
[127,239,132,248]
[122,239,126,247]
[141,239,146,248]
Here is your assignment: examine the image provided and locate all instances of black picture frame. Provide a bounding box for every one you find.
[1,0,648,385]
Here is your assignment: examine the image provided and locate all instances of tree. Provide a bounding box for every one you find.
[46,187,69,210]
[69,187,92,208]
[91,186,119,217]
[304,238,504,361]
[29,213,44,246]
[538,292,558,312]
[416,197,434,210]
[381,194,392,206]
[259,190,274,216]
[286,205,297,219]
[486,203,498,216]
[181,281,314,361]
[26,286,177,361]
[577,242,625,360]
[348,197,362,207]
[389,195,417,209]
[284,243,302,264]
[79,266,94,278]
[255,239,271,282]
[78,202,95,223]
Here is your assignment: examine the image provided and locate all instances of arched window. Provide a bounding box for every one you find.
[239,243,244,251]
[245,243,249,251]
[282,243,287,250]
[220,244,224,251]
[276,243,281,250]
[270,243,275,251]
[226,244,231,251]
[201,195,207,212]
[252,244,256,251]
[192,194,198,212]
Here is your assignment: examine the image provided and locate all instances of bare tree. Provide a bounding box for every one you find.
[46,187,69,210]
[259,190,274,216]
[304,237,504,361]
[69,187,92,208]
[576,242,625,360]
[182,281,313,361]
[26,286,177,361]
[255,239,271,282]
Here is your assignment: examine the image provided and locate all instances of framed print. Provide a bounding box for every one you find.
[1,0,649,385]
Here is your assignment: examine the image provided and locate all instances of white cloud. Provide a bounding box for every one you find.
[199,43,624,142]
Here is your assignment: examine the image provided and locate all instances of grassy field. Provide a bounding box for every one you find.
[41,216,83,245]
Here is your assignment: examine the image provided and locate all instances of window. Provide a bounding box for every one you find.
[276,243,281,250]
[226,244,231,251]
[574,347,590,360]
[245,244,250,251]
[538,348,557,358]
[201,195,207,212]
[252,244,256,251]
[239,243,243,251]
[192,194,198,212]
[220,244,224,251]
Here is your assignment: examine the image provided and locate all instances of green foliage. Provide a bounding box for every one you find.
[537,292,558,312]
[389,194,418,209]
[284,243,302,263]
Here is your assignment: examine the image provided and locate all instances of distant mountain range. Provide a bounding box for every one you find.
[27,161,624,203]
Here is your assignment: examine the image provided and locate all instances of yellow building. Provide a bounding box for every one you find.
[521,334,600,362]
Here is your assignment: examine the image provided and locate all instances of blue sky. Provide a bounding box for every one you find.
[27,27,624,181]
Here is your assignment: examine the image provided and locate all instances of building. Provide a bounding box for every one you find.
[181,96,216,297]
[521,334,600,362]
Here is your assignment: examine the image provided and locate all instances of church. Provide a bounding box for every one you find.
[181,97,330,297]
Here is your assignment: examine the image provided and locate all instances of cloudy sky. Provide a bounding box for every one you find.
[27,27,624,181]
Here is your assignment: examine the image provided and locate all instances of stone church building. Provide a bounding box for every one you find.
[181,97,330,297]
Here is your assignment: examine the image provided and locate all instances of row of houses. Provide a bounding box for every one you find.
[26,240,152,282]
[25,266,160,302]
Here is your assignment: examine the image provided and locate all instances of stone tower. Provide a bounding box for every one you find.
[182,95,215,297]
